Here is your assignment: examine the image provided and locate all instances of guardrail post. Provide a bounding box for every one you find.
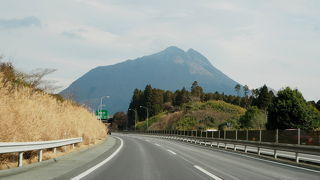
[246,130,248,141]
[274,149,278,159]
[206,131,208,139]
[38,150,43,162]
[259,130,262,142]
[72,144,75,149]
[276,129,278,143]
[235,130,238,140]
[200,131,202,138]
[297,128,300,145]
[224,130,226,139]
[18,152,23,167]
[212,131,214,139]
[218,130,220,139]
[257,147,261,156]
[295,152,299,163]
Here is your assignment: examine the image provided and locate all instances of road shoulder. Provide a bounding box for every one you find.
[0,136,120,180]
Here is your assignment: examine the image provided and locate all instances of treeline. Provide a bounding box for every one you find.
[126,81,320,130]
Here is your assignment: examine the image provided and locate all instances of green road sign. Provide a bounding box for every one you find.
[96,109,109,120]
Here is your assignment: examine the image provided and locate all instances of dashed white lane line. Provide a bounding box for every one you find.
[194,165,223,180]
[155,143,161,147]
[167,149,177,155]
[71,137,124,180]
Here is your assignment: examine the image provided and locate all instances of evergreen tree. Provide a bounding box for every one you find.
[150,88,164,116]
[234,84,241,97]
[243,85,250,108]
[128,89,143,127]
[191,81,204,101]
[234,84,241,105]
[316,100,320,111]
[163,90,173,103]
[174,87,190,106]
[143,84,153,108]
[256,85,273,111]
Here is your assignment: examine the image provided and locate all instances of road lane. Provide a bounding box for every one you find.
[82,135,213,180]
[79,134,320,180]
[139,134,320,180]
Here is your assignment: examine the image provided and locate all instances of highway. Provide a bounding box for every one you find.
[73,133,320,180]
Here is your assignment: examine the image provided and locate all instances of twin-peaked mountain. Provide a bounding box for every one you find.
[60,46,240,114]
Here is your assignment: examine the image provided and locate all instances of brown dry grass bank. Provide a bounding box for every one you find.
[0,73,107,169]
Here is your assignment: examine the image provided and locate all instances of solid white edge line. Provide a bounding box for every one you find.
[167,149,177,155]
[71,136,124,180]
[194,165,223,180]
[155,143,161,146]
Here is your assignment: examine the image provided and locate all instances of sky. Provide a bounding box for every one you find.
[0,0,319,101]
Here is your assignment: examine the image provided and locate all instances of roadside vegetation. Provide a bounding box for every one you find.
[111,81,320,131]
[0,60,107,169]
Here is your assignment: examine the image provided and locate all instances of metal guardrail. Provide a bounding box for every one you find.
[130,130,320,165]
[0,137,82,167]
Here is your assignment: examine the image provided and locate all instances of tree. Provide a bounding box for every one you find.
[267,87,320,129]
[234,84,241,105]
[239,106,267,129]
[243,85,249,97]
[191,81,204,101]
[128,89,143,127]
[255,85,273,111]
[112,112,128,130]
[243,85,250,108]
[150,88,164,116]
[174,87,190,106]
[234,84,241,97]
[163,90,173,103]
[316,100,320,111]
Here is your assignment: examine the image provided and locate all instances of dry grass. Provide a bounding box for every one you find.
[0,73,107,169]
[149,112,184,130]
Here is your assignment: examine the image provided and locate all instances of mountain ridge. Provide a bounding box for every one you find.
[60,46,240,114]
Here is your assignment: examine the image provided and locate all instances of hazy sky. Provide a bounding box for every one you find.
[0,0,319,101]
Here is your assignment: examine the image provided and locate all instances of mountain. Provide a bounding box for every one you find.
[60,46,240,114]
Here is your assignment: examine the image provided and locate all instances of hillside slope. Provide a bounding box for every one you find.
[136,100,246,130]
[60,46,240,113]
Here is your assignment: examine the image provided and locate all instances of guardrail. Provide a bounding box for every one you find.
[130,130,320,165]
[0,137,82,167]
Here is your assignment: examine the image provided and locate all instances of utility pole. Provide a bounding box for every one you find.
[128,109,138,131]
[140,106,149,130]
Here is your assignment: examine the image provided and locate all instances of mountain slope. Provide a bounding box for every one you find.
[60,46,240,114]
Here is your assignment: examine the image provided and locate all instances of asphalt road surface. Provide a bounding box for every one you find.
[77,133,320,180]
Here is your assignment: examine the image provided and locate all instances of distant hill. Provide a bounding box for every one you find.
[60,46,241,114]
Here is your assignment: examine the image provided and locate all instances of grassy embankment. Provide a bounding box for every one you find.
[0,72,107,169]
[136,100,246,130]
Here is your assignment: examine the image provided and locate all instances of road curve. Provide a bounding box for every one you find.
[78,133,320,180]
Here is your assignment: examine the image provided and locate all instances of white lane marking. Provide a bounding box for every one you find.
[194,165,223,180]
[155,143,161,147]
[160,137,320,174]
[167,149,177,155]
[71,137,124,180]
